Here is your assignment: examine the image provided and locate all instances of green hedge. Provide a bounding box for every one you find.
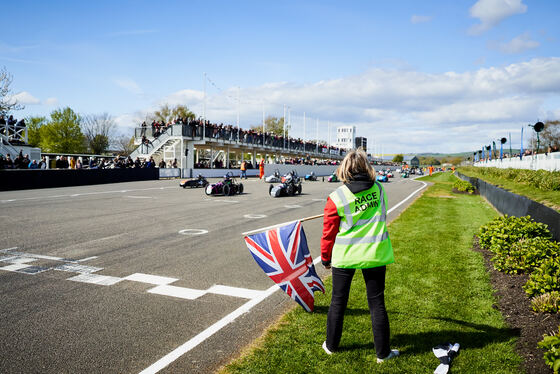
[453,177,475,193]
[478,215,560,307]
[538,326,560,373]
[462,166,560,191]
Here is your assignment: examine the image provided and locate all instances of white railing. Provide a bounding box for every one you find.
[474,152,560,171]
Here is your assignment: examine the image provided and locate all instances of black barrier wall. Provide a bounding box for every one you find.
[457,172,560,242]
[0,168,159,191]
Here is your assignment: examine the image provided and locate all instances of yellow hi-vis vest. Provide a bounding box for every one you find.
[328,182,394,269]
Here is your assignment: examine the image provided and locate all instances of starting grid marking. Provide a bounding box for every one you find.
[0,248,266,302]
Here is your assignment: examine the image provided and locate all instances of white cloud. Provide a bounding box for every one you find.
[469,0,527,35]
[411,15,432,24]
[44,97,58,106]
[494,32,540,54]
[115,78,143,95]
[9,91,40,105]
[133,57,559,153]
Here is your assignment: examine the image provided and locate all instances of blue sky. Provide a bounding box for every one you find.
[3,0,559,154]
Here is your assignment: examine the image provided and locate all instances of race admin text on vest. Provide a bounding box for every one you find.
[354,191,379,212]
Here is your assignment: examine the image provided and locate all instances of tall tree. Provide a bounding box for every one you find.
[81,113,115,154]
[40,107,85,153]
[251,116,285,135]
[0,66,24,116]
[25,116,47,147]
[150,104,196,123]
[539,120,560,149]
[115,135,136,156]
[392,154,404,163]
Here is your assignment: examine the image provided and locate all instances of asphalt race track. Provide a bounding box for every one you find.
[0,175,426,373]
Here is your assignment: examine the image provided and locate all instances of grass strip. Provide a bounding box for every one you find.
[221,172,523,374]
[459,166,560,212]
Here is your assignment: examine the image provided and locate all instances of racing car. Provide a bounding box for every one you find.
[327,172,339,183]
[205,172,244,196]
[376,174,388,182]
[264,169,282,183]
[179,175,209,188]
[386,171,394,178]
[269,171,302,197]
[304,171,317,181]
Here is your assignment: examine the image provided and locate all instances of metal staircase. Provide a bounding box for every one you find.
[129,130,173,160]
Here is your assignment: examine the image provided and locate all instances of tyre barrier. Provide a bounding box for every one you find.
[457,172,560,242]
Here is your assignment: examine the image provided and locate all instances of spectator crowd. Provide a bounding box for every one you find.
[137,117,349,158]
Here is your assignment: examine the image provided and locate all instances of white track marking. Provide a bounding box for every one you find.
[54,264,103,274]
[178,229,208,236]
[77,256,99,263]
[206,285,267,299]
[125,195,153,199]
[243,214,267,219]
[147,285,206,300]
[284,205,301,209]
[0,264,31,272]
[138,283,280,374]
[311,198,326,202]
[386,180,427,214]
[3,257,36,264]
[67,274,123,286]
[123,273,178,285]
[0,249,70,262]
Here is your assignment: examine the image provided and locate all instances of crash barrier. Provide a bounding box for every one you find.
[263,164,338,177]
[457,172,560,242]
[159,168,181,178]
[186,168,259,178]
[0,168,159,191]
[473,152,560,171]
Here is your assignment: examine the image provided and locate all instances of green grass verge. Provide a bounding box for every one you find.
[221,172,523,374]
[458,166,560,212]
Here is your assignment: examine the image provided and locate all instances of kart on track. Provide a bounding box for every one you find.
[205,172,244,196]
[269,171,302,197]
[304,171,317,181]
[401,171,409,178]
[327,172,339,183]
[180,175,209,188]
[265,169,282,183]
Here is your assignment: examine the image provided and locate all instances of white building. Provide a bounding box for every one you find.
[336,125,356,150]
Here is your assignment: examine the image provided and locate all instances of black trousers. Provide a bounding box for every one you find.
[326,266,390,358]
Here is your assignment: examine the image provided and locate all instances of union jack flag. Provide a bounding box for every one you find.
[244,221,325,312]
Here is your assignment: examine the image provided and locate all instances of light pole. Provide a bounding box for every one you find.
[529,121,545,154]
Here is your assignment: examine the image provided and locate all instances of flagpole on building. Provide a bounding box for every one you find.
[241,214,324,236]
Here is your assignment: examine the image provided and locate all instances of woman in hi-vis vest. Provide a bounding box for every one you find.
[320,148,399,363]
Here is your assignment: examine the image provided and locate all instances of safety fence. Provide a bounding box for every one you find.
[457,172,560,241]
[473,152,560,171]
[0,168,159,191]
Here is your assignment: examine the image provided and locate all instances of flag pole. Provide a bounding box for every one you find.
[241,214,324,236]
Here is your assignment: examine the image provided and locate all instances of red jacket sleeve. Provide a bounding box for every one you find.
[321,197,340,266]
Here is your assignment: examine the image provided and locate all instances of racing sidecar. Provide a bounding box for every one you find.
[265,169,282,183]
[180,175,209,188]
[205,172,244,196]
[269,171,302,197]
[327,172,338,183]
[304,171,317,181]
